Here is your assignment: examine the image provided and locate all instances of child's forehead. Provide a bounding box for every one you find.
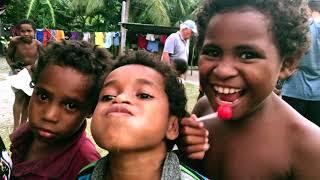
[20,23,33,27]
[207,10,272,38]
[19,24,35,30]
[42,64,93,83]
[212,8,268,22]
[106,65,165,87]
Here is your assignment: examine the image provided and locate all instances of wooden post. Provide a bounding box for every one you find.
[119,0,128,56]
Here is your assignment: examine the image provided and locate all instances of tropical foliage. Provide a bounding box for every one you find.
[1,0,121,32]
[130,0,200,26]
[1,0,200,30]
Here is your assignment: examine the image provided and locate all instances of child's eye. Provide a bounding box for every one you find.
[65,103,78,111]
[100,95,115,102]
[137,93,153,99]
[239,51,260,60]
[201,47,221,57]
[36,92,49,102]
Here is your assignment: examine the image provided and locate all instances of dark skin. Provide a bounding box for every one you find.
[181,10,320,179]
[6,37,40,73]
[25,65,93,162]
[199,95,320,179]
[6,24,40,73]
[192,95,213,118]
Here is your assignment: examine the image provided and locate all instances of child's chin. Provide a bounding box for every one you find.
[20,36,33,43]
[105,145,137,153]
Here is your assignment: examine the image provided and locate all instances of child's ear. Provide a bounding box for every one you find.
[166,116,179,141]
[279,56,300,80]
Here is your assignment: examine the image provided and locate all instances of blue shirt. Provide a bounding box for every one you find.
[281,18,320,100]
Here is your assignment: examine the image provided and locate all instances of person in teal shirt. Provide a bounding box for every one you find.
[281,0,320,126]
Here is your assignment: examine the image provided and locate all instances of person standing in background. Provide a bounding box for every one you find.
[6,19,42,130]
[281,0,320,126]
[161,20,198,65]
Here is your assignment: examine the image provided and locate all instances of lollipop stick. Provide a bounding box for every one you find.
[197,112,218,122]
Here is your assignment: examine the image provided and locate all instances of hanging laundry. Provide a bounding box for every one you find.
[147,41,159,53]
[113,32,120,47]
[36,29,44,43]
[137,34,148,49]
[95,32,105,48]
[160,35,167,45]
[43,29,51,47]
[56,30,65,41]
[146,34,155,41]
[83,32,91,42]
[50,30,57,41]
[71,32,79,40]
[104,32,114,49]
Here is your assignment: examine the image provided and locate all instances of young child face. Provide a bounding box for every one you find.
[198,10,282,119]
[28,64,93,143]
[18,24,35,42]
[92,64,174,152]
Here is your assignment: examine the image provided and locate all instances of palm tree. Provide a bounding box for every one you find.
[27,0,56,27]
[130,0,200,26]
[130,0,171,26]
[70,0,107,16]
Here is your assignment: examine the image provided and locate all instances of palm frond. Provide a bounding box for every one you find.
[85,0,105,15]
[26,0,37,18]
[46,0,56,26]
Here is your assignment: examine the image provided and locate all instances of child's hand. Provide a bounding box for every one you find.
[180,114,210,160]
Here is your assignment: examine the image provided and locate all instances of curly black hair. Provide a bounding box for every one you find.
[197,0,310,63]
[17,19,36,31]
[32,40,113,113]
[172,58,188,75]
[112,50,188,150]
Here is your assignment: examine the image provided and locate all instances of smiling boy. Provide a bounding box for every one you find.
[180,0,320,179]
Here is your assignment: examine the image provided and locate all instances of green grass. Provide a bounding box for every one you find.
[185,82,199,113]
[0,82,199,156]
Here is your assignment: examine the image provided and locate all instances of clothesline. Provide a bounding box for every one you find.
[35,28,121,48]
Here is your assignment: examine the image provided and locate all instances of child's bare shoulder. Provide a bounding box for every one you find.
[284,107,320,178]
[192,96,213,117]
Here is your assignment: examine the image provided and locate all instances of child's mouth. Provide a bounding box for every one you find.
[214,86,243,104]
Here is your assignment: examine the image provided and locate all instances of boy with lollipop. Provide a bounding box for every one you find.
[180,0,320,179]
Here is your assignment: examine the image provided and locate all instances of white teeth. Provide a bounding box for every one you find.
[214,86,241,94]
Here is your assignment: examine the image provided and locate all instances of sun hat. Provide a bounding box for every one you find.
[180,20,198,34]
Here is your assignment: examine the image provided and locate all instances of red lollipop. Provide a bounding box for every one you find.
[197,105,233,121]
[217,105,233,120]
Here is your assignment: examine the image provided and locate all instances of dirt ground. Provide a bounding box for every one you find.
[0,57,14,148]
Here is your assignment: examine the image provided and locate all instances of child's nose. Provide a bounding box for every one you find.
[43,105,60,122]
[213,60,238,80]
[113,94,130,104]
